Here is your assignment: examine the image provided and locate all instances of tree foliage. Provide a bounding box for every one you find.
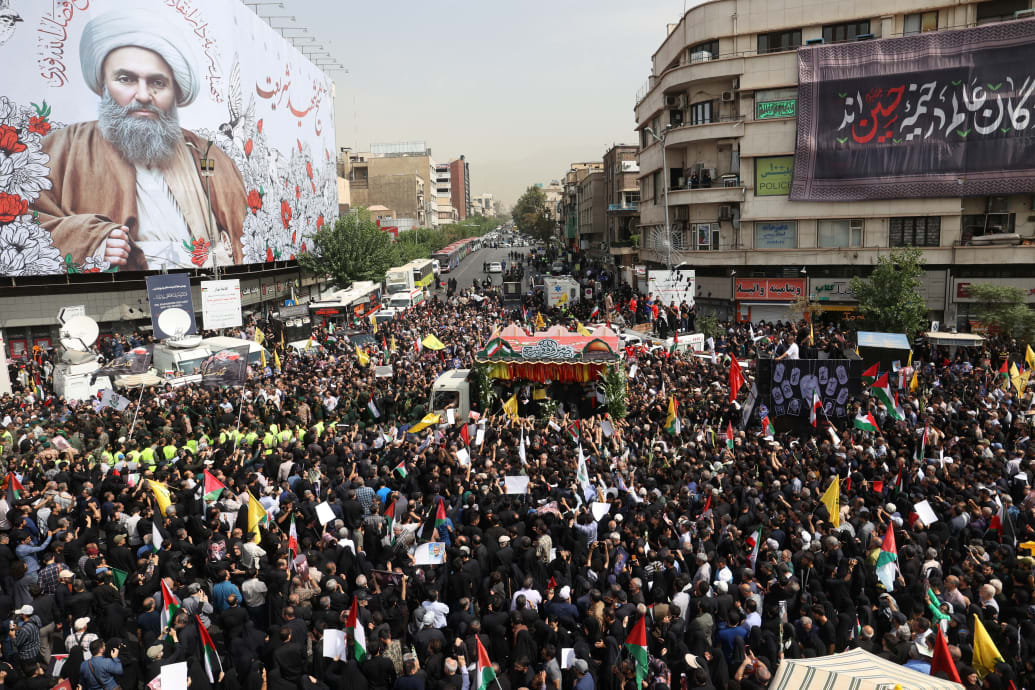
[966,283,1035,340]
[296,208,397,286]
[512,186,555,242]
[849,248,928,340]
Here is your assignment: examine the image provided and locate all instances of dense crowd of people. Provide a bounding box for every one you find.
[0,248,1033,690]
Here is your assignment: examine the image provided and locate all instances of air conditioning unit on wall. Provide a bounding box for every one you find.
[718,205,732,220]
[664,94,679,107]
[721,91,735,102]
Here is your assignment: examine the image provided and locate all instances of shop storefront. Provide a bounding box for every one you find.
[808,278,862,323]
[734,278,805,324]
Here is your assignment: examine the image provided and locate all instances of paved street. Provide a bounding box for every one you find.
[437,246,531,293]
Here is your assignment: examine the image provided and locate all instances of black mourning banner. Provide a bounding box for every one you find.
[791,19,1035,201]
[768,359,858,419]
[200,346,250,388]
[93,347,153,380]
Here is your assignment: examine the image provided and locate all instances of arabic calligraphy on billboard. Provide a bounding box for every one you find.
[791,19,1035,201]
[0,0,337,276]
[754,156,793,196]
[734,278,805,301]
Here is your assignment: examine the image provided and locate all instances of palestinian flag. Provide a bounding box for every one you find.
[853,412,879,432]
[875,526,898,591]
[202,470,227,502]
[383,499,396,535]
[664,397,680,436]
[4,472,24,506]
[761,415,775,438]
[475,636,497,690]
[346,597,367,661]
[747,528,762,570]
[288,514,298,562]
[197,615,223,682]
[725,421,734,451]
[999,359,1009,376]
[871,373,903,420]
[421,498,447,541]
[810,388,822,427]
[394,460,408,478]
[160,579,181,636]
[862,363,879,385]
[112,568,128,590]
[915,424,928,461]
[893,467,905,494]
[368,395,380,419]
[988,499,1017,546]
[624,615,649,689]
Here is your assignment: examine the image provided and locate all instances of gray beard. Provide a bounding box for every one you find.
[98,92,183,168]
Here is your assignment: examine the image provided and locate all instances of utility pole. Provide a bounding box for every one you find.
[646,125,673,269]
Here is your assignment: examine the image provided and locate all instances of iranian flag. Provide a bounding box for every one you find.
[196,615,223,682]
[202,470,227,503]
[875,526,898,591]
[346,596,367,661]
[747,528,763,570]
[590,305,600,320]
[288,514,298,562]
[871,373,904,420]
[160,579,181,634]
[725,421,734,451]
[567,420,581,443]
[853,412,879,432]
[761,415,775,439]
[862,362,879,385]
[810,388,822,427]
[475,635,498,690]
[624,615,649,689]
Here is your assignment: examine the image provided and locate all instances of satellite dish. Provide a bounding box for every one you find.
[158,308,192,339]
[59,315,99,352]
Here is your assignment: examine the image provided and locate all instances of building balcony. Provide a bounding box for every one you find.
[636,56,745,121]
[666,118,744,147]
[667,185,745,206]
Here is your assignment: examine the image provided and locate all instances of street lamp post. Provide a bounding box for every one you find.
[645,125,673,269]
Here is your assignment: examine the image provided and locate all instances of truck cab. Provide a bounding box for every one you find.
[430,368,473,419]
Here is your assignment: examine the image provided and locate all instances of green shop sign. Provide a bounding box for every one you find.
[756,99,796,120]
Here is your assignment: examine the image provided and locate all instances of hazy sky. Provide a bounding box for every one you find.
[287,0,690,208]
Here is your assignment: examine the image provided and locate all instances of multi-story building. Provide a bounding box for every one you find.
[538,182,564,235]
[450,156,472,220]
[577,171,607,257]
[349,144,435,227]
[603,144,641,280]
[434,164,457,223]
[472,193,495,217]
[560,163,604,249]
[634,0,1035,326]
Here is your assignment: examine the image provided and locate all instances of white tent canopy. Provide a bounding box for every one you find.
[770,648,964,690]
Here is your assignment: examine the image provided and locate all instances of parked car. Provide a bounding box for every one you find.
[486,262,503,273]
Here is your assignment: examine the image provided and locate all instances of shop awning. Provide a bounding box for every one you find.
[769,648,963,690]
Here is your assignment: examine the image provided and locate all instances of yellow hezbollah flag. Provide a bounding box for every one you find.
[909,369,918,392]
[1012,369,1030,394]
[557,291,569,305]
[535,312,546,330]
[149,480,172,516]
[390,335,398,353]
[254,329,265,345]
[503,395,519,420]
[355,345,370,366]
[273,348,281,371]
[820,475,840,528]
[409,413,441,434]
[371,312,378,334]
[576,322,591,337]
[247,492,268,544]
[422,334,446,351]
[1027,344,1035,370]
[533,388,547,400]
[972,614,1004,679]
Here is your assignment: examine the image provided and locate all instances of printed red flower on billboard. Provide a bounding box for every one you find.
[0,125,26,155]
[244,139,254,157]
[295,184,301,200]
[247,189,263,214]
[316,214,324,232]
[281,200,292,228]
[306,162,313,180]
[0,192,28,224]
[184,238,211,267]
[28,116,51,136]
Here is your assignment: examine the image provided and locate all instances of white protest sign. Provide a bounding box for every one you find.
[456,447,470,467]
[322,629,346,659]
[315,501,336,526]
[914,500,939,525]
[447,408,456,425]
[475,426,485,447]
[412,542,446,565]
[561,648,577,669]
[504,476,530,494]
[160,662,188,690]
[601,419,614,438]
[591,502,611,522]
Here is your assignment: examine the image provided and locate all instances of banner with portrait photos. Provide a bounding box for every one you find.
[768,359,858,419]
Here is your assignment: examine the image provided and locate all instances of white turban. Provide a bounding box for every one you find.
[80,8,201,107]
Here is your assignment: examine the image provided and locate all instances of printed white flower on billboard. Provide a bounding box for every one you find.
[0,145,52,203]
[0,217,63,275]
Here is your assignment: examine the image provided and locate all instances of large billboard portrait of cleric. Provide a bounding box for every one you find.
[0,1,337,275]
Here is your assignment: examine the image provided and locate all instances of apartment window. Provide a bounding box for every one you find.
[903,11,938,35]
[694,222,721,251]
[889,217,941,247]
[818,219,863,247]
[688,40,719,62]
[977,0,1028,24]
[651,171,661,203]
[689,101,715,125]
[757,30,802,54]
[822,20,871,44]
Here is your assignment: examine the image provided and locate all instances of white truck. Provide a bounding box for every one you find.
[385,265,416,295]
[543,277,580,308]
[430,368,475,419]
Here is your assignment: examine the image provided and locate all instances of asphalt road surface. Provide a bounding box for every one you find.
[438,246,532,293]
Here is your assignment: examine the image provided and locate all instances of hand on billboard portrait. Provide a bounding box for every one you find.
[104,226,131,265]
